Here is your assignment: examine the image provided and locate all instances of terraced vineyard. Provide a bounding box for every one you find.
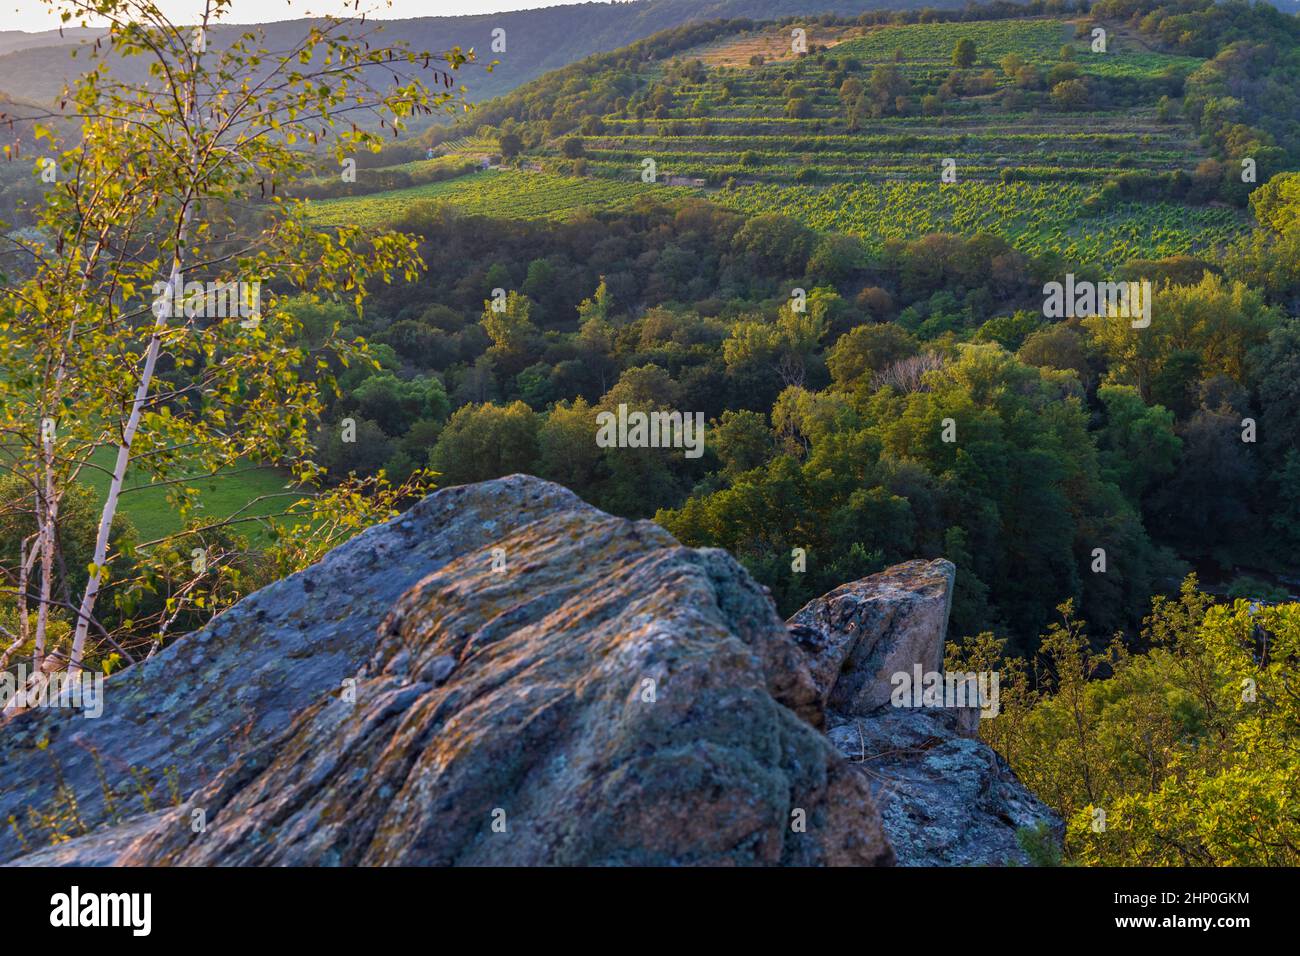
[515,15,1243,263]
[571,17,1206,188]
[305,169,672,227]
[840,18,1075,62]
[432,134,498,157]
[712,181,1245,265]
[330,15,1246,264]
[835,18,1201,78]
[583,111,1193,184]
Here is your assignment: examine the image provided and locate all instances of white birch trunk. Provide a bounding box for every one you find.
[68,76,199,670]
[67,263,180,670]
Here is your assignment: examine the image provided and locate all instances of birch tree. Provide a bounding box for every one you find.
[0,0,469,677]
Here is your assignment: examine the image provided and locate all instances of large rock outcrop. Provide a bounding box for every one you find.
[1,478,590,862]
[2,475,1057,866]
[788,560,955,715]
[787,560,1059,866]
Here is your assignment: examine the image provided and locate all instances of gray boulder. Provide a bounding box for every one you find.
[787,560,1061,866]
[4,476,891,867]
[788,560,954,715]
[4,476,1058,867]
[0,477,598,862]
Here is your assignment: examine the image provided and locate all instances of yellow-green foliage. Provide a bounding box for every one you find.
[0,603,72,667]
[951,577,1300,865]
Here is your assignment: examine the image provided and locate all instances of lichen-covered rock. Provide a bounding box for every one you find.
[5,476,891,867]
[825,709,1058,866]
[5,476,1058,868]
[787,559,955,715]
[0,477,609,863]
[787,560,1062,866]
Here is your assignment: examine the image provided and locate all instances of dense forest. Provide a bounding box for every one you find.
[304,178,1298,650]
[281,0,1300,654]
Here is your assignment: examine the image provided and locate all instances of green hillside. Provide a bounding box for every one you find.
[320,12,1256,265]
[532,16,1243,264]
[77,449,297,543]
[306,168,681,228]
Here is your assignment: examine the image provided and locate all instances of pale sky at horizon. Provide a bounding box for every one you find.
[3,0,598,33]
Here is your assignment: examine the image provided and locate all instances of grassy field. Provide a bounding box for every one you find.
[305,169,679,227]
[79,448,299,543]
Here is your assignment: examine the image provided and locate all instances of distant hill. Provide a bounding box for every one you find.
[0,90,50,150]
[0,1,972,106]
[311,2,1300,266]
[2,1,1295,109]
[0,25,99,56]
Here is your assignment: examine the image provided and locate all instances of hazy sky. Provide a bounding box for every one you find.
[4,0,593,33]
